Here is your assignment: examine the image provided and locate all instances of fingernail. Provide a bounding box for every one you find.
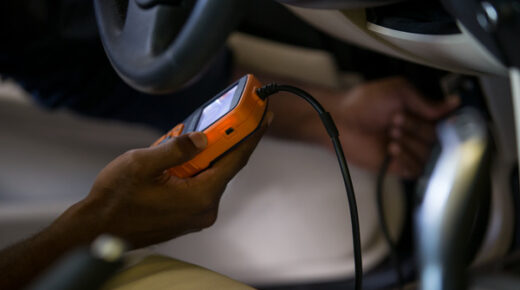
[267,112,274,126]
[189,132,207,149]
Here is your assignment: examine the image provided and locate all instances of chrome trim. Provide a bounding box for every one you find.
[416,108,490,290]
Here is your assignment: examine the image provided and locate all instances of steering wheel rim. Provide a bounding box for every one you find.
[94,0,245,94]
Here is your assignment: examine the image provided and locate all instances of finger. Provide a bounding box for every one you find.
[388,142,423,179]
[139,132,208,175]
[390,127,431,164]
[194,111,273,188]
[371,77,459,120]
[402,87,460,120]
[392,113,437,144]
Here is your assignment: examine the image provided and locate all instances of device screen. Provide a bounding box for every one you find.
[196,86,237,131]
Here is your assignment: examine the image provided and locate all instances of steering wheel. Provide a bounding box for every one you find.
[94,0,246,93]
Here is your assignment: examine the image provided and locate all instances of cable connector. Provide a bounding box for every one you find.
[256,83,279,100]
[257,83,339,139]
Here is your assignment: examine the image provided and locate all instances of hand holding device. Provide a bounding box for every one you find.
[152,74,268,178]
[0,91,271,290]
[56,114,270,249]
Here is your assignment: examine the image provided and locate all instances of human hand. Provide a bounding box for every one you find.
[52,112,273,248]
[331,77,459,178]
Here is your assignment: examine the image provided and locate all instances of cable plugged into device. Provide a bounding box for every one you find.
[257,83,363,290]
[257,84,339,138]
[256,83,279,100]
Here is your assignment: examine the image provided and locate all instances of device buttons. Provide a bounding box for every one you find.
[158,123,185,145]
[159,136,171,145]
[225,128,234,135]
[169,123,185,137]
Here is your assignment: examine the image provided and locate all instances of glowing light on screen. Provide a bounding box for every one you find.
[196,86,237,131]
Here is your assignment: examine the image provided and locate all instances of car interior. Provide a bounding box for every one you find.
[1,0,519,289]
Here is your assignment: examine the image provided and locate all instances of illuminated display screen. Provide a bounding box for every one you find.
[196,86,237,131]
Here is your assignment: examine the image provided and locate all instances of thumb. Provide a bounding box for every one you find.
[142,132,207,175]
[406,93,460,120]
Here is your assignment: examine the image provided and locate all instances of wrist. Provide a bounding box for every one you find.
[47,198,105,250]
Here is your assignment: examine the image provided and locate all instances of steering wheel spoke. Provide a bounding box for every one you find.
[94,0,246,93]
[120,0,193,57]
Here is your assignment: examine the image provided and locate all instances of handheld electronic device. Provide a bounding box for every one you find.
[152,74,267,178]
[153,79,363,290]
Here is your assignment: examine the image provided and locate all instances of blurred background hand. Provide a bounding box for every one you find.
[53,113,272,248]
[333,76,459,178]
[266,76,459,178]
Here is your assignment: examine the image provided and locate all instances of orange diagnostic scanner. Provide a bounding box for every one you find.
[152,74,267,178]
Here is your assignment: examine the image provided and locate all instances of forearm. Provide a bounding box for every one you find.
[0,201,100,289]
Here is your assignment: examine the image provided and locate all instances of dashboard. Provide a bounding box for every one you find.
[276,0,508,76]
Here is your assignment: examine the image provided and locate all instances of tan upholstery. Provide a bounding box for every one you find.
[103,255,254,290]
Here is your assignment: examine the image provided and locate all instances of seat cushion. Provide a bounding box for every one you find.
[103,255,253,290]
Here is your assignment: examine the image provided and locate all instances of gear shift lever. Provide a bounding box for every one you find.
[416,108,491,290]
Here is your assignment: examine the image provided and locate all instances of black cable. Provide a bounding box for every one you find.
[376,155,404,290]
[257,84,363,290]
